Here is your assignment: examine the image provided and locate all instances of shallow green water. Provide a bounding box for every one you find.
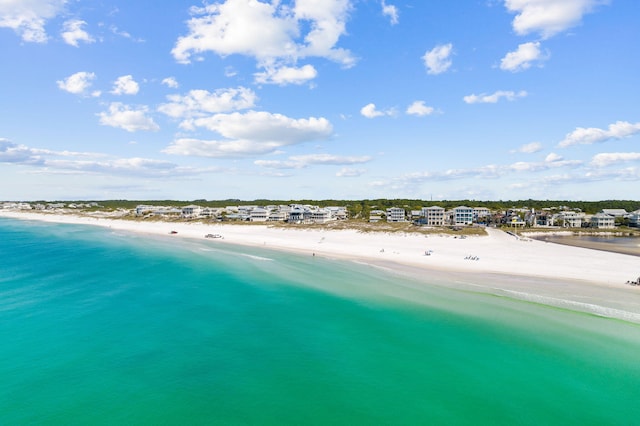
[1,218,639,425]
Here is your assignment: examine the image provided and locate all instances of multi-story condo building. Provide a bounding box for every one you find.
[386,207,406,223]
[452,206,474,226]
[421,206,445,226]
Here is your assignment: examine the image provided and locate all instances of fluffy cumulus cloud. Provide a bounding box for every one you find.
[254,64,318,85]
[504,0,607,39]
[255,153,371,169]
[158,87,257,126]
[406,101,435,117]
[360,103,395,118]
[463,90,527,104]
[161,77,179,88]
[422,43,453,75]
[163,110,333,158]
[171,0,354,84]
[500,41,548,72]
[381,1,398,25]
[61,19,94,47]
[57,71,100,97]
[98,103,159,132]
[111,75,140,95]
[0,0,67,42]
[558,121,640,147]
[591,152,640,167]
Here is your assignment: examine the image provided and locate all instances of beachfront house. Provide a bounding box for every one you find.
[628,210,640,228]
[182,205,203,218]
[369,210,385,223]
[590,213,615,229]
[249,207,268,222]
[473,207,490,222]
[601,209,627,218]
[420,206,446,226]
[326,206,348,220]
[529,210,550,227]
[452,206,474,226]
[136,205,182,216]
[2,202,32,210]
[551,211,585,228]
[289,206,312,223]
[268,210,288,222]
[386,207,406,223]
[310,208,333,223]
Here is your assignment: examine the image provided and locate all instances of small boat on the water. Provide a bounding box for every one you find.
[205,233,223,239]
[169,230,178,234]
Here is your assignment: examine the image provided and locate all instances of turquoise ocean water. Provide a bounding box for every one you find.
[1,218,640,425]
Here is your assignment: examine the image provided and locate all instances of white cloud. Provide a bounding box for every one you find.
[591,152,640,167]
[158,87,257,125]
[0,0,66,43]
[254,64,318,85]
[512,141,543,153]
[0,138,43,164]
[382,1,399,25]
[0,138,201,177]
[161,77,179,88]
[558,121,640,147]
[360,103,395,118]
[171,0,354,78]
[544,152,562,162]
[164,110,333,158]
[61,19,94,47]
[57,71,100,97]
[255,153,371,169]
[98,103,159,132]
[111,75,139,95]
[191,111,332,142]
[500,41,547,72]
[463,90,527,104]
[406,101,435,117]
[109,25,144,43]
[504,0,608,39]
[336,167,366,177]
[422,43,453,75]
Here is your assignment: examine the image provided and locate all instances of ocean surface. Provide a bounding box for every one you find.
[1,218,640,425]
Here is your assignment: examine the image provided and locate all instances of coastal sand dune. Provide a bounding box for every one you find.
[3,211,640,321]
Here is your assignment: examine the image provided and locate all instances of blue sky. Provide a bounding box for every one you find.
[1,0,639,201]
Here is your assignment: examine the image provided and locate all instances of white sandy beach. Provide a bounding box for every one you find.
[3,210,640,322]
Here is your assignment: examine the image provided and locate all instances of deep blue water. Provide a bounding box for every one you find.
[1,217,639,425]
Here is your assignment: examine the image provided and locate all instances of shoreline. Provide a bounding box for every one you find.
[2,210,640,323]
[528,234,640,257]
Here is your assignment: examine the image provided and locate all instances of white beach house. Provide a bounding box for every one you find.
[590,213,615,229]
[249,207,269,222]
